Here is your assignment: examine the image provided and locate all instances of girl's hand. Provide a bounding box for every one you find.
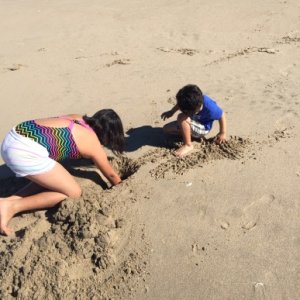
[161,110,174,120]
[215,132,226,144]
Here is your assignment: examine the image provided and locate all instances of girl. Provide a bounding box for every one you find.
[0,109,124,235]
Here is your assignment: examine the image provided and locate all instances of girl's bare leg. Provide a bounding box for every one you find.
[0,163,82,235]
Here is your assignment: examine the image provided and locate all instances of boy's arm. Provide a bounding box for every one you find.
[161,104,179,120]
[215,113,227,144]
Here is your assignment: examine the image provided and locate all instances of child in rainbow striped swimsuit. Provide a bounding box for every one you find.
[0,109,124,235]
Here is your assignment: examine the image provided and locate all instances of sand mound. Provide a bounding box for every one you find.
[0,157,147,300]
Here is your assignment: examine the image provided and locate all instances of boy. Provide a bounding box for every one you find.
[161,84,226,157]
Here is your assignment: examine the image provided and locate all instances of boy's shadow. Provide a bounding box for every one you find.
[125,126,166,152]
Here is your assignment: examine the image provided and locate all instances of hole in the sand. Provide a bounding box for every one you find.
[15,229,26,238]
[109,156,140,180]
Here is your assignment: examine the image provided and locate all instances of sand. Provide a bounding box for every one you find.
[0,0,300,299]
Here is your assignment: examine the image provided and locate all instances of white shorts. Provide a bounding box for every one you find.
[1,128,56,177]
[189,118,209,138]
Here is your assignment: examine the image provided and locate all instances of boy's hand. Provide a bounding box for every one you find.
[161,110,174,120]
[216,113,226,144]
[215,132,226,144]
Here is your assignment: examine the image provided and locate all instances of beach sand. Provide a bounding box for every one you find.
[0,0,300,299]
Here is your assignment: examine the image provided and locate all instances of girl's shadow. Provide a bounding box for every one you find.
[0,164,15,180]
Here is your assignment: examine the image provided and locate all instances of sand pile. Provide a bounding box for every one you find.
[137,129,291,180]
[0,157,147,300]
[136,136,252,179]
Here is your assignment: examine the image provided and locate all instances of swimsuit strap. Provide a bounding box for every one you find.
[58,116,93,131]
[73,119,94,131]
[58,116,75,130]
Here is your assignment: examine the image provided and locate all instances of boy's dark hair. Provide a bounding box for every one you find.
[176,84,204,115]
[83,109,124,154]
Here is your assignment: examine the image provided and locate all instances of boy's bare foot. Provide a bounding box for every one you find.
[0,199,15,236]
[175,144,194,157]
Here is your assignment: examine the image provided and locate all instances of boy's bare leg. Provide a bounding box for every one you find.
[163,116,194,157]
[175,113,194,157]
[0,162,82,236]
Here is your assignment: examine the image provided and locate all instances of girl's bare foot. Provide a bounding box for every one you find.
[0,199,15,235]
[175,144,194,157]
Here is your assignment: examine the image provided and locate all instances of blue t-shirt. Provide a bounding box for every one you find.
[194,95,223,130]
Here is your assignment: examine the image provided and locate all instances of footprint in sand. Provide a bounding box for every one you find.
[5,64,26,72]
[198,205,208,219]
[104,58,130,68]
[253,271,283,299]
[253,282,266,300]
[253,282,280,300]
[241,194,275,231]
[214,216,230,230]
[219,220,230,230]
[156,47,199,56]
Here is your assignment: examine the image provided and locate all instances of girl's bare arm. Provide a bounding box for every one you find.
[79,134,121,186]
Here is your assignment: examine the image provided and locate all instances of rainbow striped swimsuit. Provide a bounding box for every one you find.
[15,120,81,161]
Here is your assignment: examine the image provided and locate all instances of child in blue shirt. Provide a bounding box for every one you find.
[161,84,227,157]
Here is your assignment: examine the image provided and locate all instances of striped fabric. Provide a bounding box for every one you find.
[15,120,81,161]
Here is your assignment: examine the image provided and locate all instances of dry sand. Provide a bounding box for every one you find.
[1,0,300,299]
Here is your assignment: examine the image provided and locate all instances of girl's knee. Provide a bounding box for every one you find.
[67,186,82,199]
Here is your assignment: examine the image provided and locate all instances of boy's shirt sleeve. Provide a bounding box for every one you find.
[205,95,223,120]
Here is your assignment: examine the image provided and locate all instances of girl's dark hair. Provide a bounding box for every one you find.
[83,109,124,154]
[176,84,204,115]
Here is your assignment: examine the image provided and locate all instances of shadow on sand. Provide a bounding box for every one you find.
[125,125,166,152]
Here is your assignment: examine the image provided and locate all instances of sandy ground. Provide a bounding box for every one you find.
[1,0,300,299]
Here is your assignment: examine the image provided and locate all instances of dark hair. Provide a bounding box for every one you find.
[176,84,204,115]
[83,109,124,154]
